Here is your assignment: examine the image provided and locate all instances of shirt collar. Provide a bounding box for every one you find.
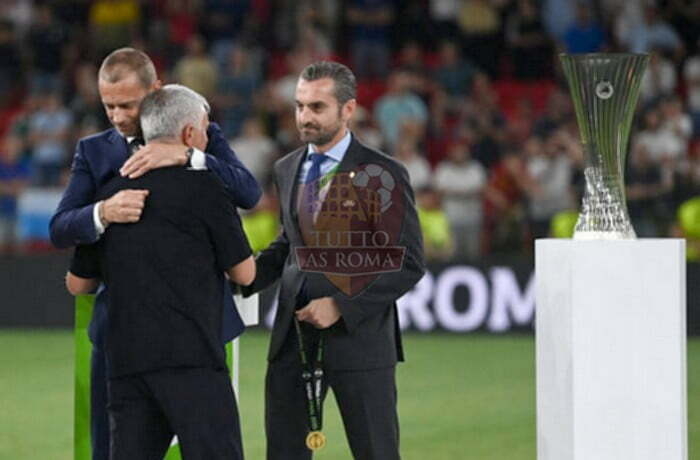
[307,130,352,163]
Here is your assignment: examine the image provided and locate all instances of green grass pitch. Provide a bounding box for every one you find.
[0,330,698,459]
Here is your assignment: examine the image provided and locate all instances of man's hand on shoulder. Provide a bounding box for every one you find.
[296,297,341,329]
[120,143,190,178]
[99,189,149,227]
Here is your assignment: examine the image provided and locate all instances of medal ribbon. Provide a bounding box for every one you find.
[294,318,325,433]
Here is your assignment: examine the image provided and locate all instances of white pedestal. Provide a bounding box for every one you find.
[535,239,687,460]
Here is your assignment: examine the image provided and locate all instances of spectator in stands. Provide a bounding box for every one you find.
[507,98,536,145]
[27,92,71,186]
[0,20,22,108]
[505,0,554,80]
[173,35,218,100]
[374,69,429,150]
[268,0,302,51]
[230,117,278,186]
[27,4,66,95]
[433,40,481,102]
[669,141,700,210]
[0,133,30,253]
[463,73,506,170]
[396,41,428,77]
[350,105,383,150]
[634,105,686,170]
[69,62,110,144]
[5,94,40,161]
[163,0,199,62]
[346,0,395,80]
[416,186,455,262]
[672,196,700,262]
[533,88,573,138]
[659,95,692,166]
[542,0,576,41]
[433,139,487,260]
[626,143,671,237]
[0,0,32,40]
[394,138,431,191]
[660,0,700,56]
[549,209,578,238]
[89,0,141,58]
[200,0,250,68]
[269,49,313,109]
[482,147,537,255]
[296,24,333,63]
[562,2,607,54]
[216,45,261,137]
[683,46,700,135]
[525,131,575,240]
[639,49,677,105]
[457,0,504,77]
[428,0,461,41]
[606,0,643,49]
[625,5,684,61]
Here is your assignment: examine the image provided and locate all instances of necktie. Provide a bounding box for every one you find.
[305,152,328,185]
[128,137,144,155]
[297,152,328,308]
[304,152,329,213]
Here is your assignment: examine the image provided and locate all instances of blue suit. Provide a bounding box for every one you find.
[50,123,261,460]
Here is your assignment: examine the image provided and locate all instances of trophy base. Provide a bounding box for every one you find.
[573,230,636,240]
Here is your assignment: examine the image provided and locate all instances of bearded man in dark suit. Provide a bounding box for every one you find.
[244,61,425,460]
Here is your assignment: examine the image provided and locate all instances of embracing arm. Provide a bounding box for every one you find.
[119,122,262,209]
[227,255,256,287]
[50,141,100,248]
[66,243,101,295]
[66,272,99,295]
[202,122,262,209]
[50,140,149,249]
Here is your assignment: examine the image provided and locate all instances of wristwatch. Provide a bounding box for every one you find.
[185,147,194,167]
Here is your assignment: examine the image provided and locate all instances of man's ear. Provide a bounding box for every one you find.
[342,99,357,124]
[152,79,163,91]
[181,124,194,147]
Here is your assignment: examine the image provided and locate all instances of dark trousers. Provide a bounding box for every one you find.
[265,327,399,460]
[91,346,110,460]
[108,367,243,460]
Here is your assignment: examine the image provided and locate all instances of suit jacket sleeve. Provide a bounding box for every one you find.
[49,140,99,249]
[240,226,289,297]
[240,171,289,296]
[332,161,426,333]
[204,122,262,210]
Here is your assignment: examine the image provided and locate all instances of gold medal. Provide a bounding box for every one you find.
[306,431,326,450]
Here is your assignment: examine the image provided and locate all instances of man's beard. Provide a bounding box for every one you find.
[298,121,342,147]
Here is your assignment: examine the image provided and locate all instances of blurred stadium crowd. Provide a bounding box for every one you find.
[0,0,698,261]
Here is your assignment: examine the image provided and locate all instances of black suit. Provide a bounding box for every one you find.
[245,136,425,459]
[72,167,252,460]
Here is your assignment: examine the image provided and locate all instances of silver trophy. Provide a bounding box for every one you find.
[560,53,649,239]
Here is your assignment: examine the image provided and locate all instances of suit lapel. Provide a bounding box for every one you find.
[280,146,307,229]
[335,136,369,175]
[107,128,130,169]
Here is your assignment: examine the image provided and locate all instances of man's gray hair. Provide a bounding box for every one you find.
[140,84,210,142]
